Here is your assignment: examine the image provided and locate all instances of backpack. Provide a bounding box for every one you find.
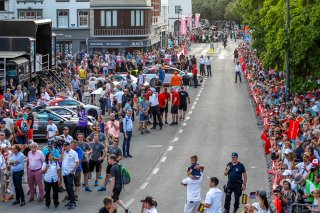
[119,163,131,185]
[119,117,128,133]
[20,120,29,133]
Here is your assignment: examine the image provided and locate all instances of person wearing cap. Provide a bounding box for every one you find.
[42,140,60,161]
[99,196,116,213]
[278,179,295,213]
[293,173,315,203]
[27,142,45,202]
[202,177,223,213]
[251,190,270,213]
[0,144,7,202]
[60,127,73,144]
[46,118,59,140]
[141,196,158,213]
[59,141,80,209]
[295,152,312,177]
[223,152,247,213]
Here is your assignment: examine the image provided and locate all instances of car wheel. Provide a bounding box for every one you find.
[88,109,98,119]
[150,78,156,87]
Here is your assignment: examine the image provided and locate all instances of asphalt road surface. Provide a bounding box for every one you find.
[0,41,268,213]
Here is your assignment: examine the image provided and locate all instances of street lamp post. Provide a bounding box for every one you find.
[178,8,182,45]
[285,0,290,101]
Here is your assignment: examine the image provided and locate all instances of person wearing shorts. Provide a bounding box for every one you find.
[170,88,180,126]
[89,133,106,187]
[139,94,150,134]
[70,141,83,201]
[108,155,130,213]
[77,133,92,192]
[178,86,190,120]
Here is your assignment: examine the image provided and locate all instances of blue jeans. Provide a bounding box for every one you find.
[122,131,132,156]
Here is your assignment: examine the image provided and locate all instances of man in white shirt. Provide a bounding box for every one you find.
[46,118,58,139]
[181,173,202,213]
[203,177,223,213]
[235,62,242,83]
[295,152,312,177]
[60,142,79,209]
[205,56,214,77]
[115,88,124,107]
[199,55,206,76]
[149,88,163,130]
[60,127,73,143]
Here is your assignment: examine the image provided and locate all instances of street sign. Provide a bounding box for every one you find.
[244,34,251,42]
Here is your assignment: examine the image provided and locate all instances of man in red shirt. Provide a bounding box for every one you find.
[158,88,167,125]
[192,64,198,88]
[16,112,28,146]
[162,88,171,124]
[170,88,180,125]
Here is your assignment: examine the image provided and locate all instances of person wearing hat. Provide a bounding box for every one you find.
[46,117,59,140]
[223,152,247,213]
[59,141,80,209]
[277,179,295,213]
[42,140,61,161]
[295,152,312,177]
[294,173,315,203]
[141,196,158,213]
[251,190,270,213]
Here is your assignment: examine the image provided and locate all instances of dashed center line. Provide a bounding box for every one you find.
[173,137,179,142]
[196,97,199,101]
[140,182,148,189]
[152,168,160,174]
[161,157,167,162]
[179,129,183,134]
[168,146,174,151]
[126,198,135,207]
[183,123,187,127]
[186,117,190,120]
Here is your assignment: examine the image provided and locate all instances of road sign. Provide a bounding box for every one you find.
[244,34,251,42]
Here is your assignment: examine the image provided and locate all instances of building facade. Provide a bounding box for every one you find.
[0,0,90,54]
[88,0,164,53]
[168,0,192,33]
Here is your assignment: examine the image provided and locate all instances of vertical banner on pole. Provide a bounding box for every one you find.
[187,14,192,30]
[195,13,200,28]
[181,15,187,35]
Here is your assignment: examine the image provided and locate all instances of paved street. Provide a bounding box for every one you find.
[0,42,268,213]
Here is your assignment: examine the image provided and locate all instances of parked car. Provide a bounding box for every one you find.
[26,108,93,140]
[32,105,97,125]
[143,67,203,87]
[49,97,100,119]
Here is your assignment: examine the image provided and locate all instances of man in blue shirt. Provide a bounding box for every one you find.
[122,110,133,158]
[71,141,83,200]
[157,67,165,85]
[9,145,26,206]
[43,140,61,160]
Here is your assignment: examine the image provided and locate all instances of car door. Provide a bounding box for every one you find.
[164,68,175,84]
[34,111,50,139]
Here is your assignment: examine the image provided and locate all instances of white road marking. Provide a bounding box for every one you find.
[200,91,202,94]
[189,111,193,114]
[152,168,160,174]
[198,94,201,97]
[251,166,257,169]
[173,137,179,142]
[140,182,148,189]
[179,129,183,134]
[183,123,187,127]
[196,98,199,101]
[194,101,197,105]
[161,157,167,162]
[168,146,174,151]
[145,145,163,148]
[126,198,135,207]
[191,106,195,110]
[186,117,190,120]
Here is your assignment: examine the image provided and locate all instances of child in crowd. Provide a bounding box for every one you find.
[187,155,204,179]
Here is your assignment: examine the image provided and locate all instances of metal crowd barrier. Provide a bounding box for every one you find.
[290,203,313,213]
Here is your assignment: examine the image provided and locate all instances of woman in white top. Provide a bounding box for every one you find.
[140,196,158,213]
[42,153,61,208]
[307,188,320,212]
[66,84,74,98]
[252,189,270,213]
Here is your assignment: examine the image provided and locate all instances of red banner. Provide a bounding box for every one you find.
[288,120,300,139]
[181,15,187,35]
[195,13,200,28]
[187,14,192,30]
[261,130,271,155]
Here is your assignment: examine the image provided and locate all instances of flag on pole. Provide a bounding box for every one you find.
[187,14,192,29]
[181,15,187,35]
[195,13,200,28]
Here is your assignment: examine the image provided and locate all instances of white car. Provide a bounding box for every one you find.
[143,67,203,87]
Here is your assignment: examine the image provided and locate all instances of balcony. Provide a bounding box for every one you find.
[93,28,151,37]
[17,0,43,3]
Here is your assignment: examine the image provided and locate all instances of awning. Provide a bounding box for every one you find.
[8,57,29,65]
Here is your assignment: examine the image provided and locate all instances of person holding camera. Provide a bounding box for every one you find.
[293,173,316,204]
[276,179,295,213]
[223,152,247,213]
[140,196,158,213]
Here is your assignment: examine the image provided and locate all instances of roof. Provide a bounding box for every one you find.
[0,19,52,25]
[0,51,26,58]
